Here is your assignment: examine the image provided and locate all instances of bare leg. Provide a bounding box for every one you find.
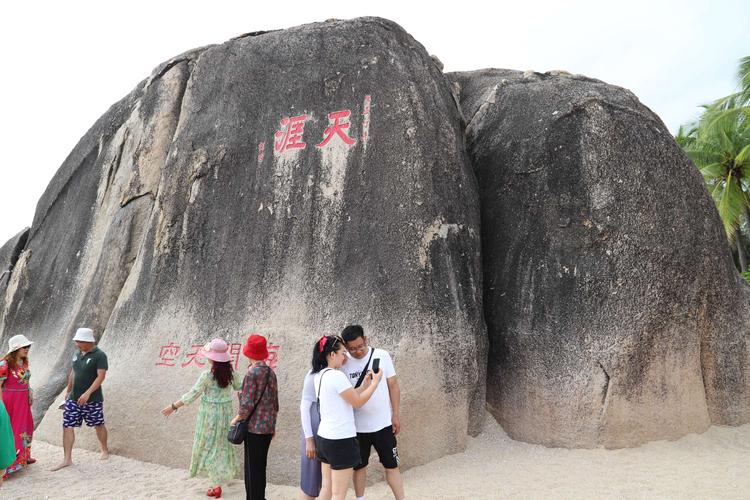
[330,467,353,500]
[385,468,405,500]
[318,463,332,500]
[298,490,316,500]
[353,466,367,497]
[51,427,75,470]
[95,425,109,459]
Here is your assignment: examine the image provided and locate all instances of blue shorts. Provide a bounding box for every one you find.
[63,399,105,428]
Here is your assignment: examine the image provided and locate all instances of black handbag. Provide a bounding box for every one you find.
[228,367,271,445]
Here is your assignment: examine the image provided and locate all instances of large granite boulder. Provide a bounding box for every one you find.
[1,18,485,482]
[0,49,196,421]
[449,68,750,447]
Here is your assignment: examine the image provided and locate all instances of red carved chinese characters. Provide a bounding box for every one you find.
[181,344,207,368]
[229,343,243,370]
[257,141,266,163]
[274,115,308,153]
[156,343,181,367]
[156,341,281,372]
[265,343,280,371]
[361,95,371,142]
[316,110,356,148]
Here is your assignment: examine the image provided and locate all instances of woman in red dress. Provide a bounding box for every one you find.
[1,334,35,477]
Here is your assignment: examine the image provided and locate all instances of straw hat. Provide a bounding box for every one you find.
[6,334,33,356]
[200,338,232,363]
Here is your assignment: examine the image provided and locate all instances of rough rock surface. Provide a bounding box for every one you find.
[449,68,750,447]
[0,18,485,482]
[0,228,29,305]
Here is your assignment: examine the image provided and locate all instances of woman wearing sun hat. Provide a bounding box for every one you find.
[230,333,279,500]
[0,345,21,484]
[161,338,242,499]
[1,334,35,477]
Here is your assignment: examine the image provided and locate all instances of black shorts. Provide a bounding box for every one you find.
[315,435,361,470]
[355,425,399,470]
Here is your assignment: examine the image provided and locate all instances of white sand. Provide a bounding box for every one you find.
[3,414,749,499]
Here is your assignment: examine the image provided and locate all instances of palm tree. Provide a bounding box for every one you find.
[681,109,750,271]
[677,56,750,273]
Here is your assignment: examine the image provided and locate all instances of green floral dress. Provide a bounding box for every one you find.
[180,370,242,483]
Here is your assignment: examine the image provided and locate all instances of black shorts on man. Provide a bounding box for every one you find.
[354,425,399,470]
[315,435,361,470]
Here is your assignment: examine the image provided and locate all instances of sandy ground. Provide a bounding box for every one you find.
[2,414,749,499]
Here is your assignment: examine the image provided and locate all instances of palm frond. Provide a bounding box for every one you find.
[738,55,750,104]
[737,143,750,167]
[700,162,726,179]
[715,174,746,242]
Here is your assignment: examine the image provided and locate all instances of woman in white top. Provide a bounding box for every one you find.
[299,361,320,500]
[312,335,382,500]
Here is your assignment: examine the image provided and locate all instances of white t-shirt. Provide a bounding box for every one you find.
[314,368,357,439]
[341,347,396,433]
[300,371,316,438]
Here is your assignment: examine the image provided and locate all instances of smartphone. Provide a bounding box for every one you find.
[372,358,380,374]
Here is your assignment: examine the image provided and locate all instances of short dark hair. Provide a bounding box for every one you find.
[341,325,364,343]
[311,336,344,373]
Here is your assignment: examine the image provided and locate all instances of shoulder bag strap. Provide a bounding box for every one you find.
[316,368,332,406]
[354,348,375,389]
[246,366,272,422]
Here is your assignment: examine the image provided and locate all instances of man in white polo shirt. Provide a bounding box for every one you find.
[341,325,404,500]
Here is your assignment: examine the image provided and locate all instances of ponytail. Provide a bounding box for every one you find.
[311,335,343,372]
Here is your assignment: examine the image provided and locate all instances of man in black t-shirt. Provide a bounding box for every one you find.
[51,327,109,471]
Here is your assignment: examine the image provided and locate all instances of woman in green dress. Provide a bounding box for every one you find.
[0,361,18,485]
[162,338,242,499]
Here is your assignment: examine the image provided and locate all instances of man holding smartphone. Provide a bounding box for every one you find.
[341,325,404,500]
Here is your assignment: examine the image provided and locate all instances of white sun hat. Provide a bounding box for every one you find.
[72,327,96,343]
[6,334,34,356]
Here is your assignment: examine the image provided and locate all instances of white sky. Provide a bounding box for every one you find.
[1,0,748,243]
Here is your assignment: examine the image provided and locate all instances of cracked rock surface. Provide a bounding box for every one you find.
[449,68,750,448]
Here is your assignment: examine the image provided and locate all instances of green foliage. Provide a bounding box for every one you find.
[676,56,750,245]
[742,266,750,284]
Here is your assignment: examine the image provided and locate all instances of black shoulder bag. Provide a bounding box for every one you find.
[228,367,271,445]
[353,348,375,389]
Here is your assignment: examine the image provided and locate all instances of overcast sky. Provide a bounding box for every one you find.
[1,0,748,243]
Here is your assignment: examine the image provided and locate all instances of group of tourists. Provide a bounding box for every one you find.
[161,334,279,499]
[0,324,405,500]
[300,326,404,500]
